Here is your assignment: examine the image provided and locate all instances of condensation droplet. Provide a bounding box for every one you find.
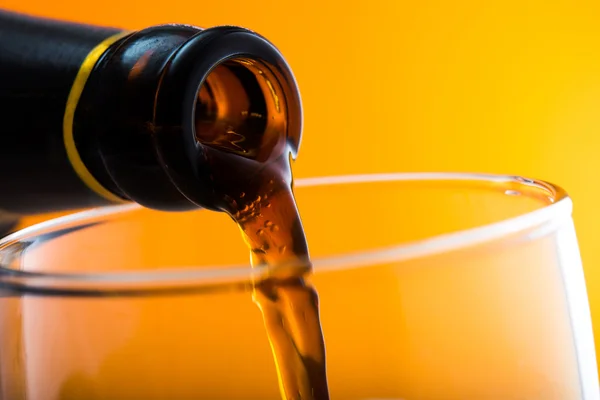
[239,192,246,198]
[505,190,521,196]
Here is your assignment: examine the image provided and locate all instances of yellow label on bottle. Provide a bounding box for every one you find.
[63,32,129,204]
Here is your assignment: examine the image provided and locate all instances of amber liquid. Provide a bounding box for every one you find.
[197,150,329,400]
[194,59,330,399]
[234,166,329,400]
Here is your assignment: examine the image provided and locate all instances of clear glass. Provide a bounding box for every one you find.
[0,173,597,400]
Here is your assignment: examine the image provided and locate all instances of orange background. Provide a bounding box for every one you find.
[3,0,600,362]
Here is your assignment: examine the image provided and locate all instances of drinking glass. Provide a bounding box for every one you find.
[0,173,596,400]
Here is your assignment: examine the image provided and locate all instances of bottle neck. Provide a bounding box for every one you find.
[0,10,124,215]
[74,24,303,212]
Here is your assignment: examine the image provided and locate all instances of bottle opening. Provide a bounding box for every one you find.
[194,58,288,163]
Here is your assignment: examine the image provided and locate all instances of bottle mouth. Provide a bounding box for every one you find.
[194,57,288,163]
[152,27,303,210]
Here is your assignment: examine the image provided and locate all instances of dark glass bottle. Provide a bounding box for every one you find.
[0,9,303,218]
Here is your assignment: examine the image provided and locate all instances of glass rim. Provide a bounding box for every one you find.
[0,172,572,295]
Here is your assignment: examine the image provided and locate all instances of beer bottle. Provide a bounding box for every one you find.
[0,9,302,221]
